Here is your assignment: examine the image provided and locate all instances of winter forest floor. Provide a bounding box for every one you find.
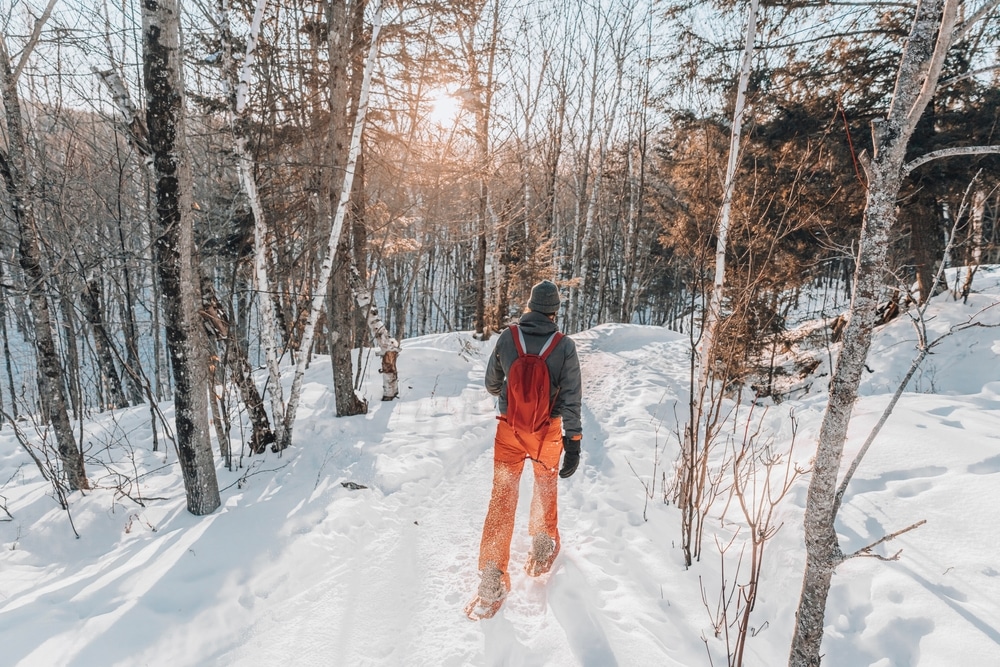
[1,269,1000,667]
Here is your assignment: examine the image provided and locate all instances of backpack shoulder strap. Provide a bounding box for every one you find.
[510,325,526,357]
[538,331,564,361]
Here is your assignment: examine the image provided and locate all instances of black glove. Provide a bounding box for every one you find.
[559,435,581,478]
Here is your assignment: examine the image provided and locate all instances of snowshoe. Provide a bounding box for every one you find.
[465,565,507,621]
[465,591,506,620]
[524,533,559,577]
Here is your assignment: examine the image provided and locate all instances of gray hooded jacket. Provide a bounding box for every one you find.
[485,311,582,438]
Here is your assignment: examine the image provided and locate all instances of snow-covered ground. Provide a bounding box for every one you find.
[1,268,999,666]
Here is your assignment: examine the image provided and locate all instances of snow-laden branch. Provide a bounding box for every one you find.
[903,145,1000,175]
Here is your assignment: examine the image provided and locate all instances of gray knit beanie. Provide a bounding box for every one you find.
[528,280,561,314]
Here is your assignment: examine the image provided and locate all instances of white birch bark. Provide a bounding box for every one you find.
[574,53,624,330]
[565,22,600,333]
[218,0,288,449]
[697,0,758,401]
[278,0,384,450]
[960,189,986,300]
[675,0,758,567]
[349,265,400,400]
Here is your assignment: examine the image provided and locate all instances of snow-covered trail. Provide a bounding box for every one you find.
[6,296,999,666]
[0,326,697,667]
[196,326,701,667]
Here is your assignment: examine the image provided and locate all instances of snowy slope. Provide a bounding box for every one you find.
[1,271,999,667]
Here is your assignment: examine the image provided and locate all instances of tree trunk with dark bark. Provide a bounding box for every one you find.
[323,0,367,418]
[0,33,88,491]
[200,274,274,456]
[277,0,383,450]
[142,0,220,515]
[82,277,129,410]
[0,259,18,421]
[329,238,368,416]
[459,0,500,339]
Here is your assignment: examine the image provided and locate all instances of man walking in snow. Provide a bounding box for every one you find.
[466,279,583,620]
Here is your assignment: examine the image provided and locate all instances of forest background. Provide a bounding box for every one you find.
[0,0,999,664]
[1,0,998,437]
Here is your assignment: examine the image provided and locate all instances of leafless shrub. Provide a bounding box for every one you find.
[626,403,675,521]
[1,409,79,537]
[701,405,805,667]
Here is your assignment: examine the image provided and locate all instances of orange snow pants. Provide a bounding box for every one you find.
[478,416,563,589]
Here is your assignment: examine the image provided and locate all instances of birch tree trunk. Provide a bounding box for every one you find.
[960,188,985,300]
[277,0,384,451]
[789,0,958,662]
[572,68,622,331]
[101,0,277,456]
[223,0,289,450]
[142,0,220,515]
[619,14,652,323]
[675,0,758,567]
[0,33,88,491]
[349,265,399,400]
[214,0,278,453]
[565,29,601,333]
[696,0,757,410]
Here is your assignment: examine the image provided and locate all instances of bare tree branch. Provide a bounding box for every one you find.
[845,519,927,561]
[904,145,1000,175]
[953,0,1000,43]
[834,298,999,515]
[905,0,959,133]
[11,0,59,85]
[939,64,1000,88]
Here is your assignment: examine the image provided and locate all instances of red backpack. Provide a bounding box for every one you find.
[505,325,564,451]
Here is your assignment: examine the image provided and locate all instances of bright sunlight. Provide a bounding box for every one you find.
[426,89,462,127]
